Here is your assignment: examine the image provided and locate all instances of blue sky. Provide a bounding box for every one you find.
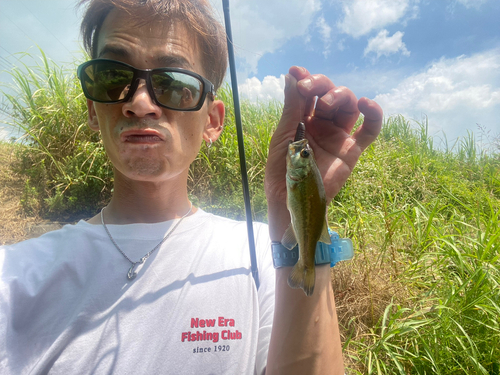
[1,0,499,149]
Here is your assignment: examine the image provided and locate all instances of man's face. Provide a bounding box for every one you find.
[87,9,223,184]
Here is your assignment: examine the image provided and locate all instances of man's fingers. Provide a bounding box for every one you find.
[311,86,360,135]
[352,97,383,151]
[296,73,336,97]
[281,74,305,123]
[280,68,383,154]
[288,66,311,81]
[314,86,359,122]
[288,66,317,118]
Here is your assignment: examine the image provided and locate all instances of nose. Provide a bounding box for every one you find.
[121,80,162,119]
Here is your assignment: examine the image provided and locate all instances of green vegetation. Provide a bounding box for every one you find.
[332,116,499,374]
[2,51,111,220]
[2,53,499,374]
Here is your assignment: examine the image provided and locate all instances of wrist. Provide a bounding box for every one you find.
[271,231,354,269]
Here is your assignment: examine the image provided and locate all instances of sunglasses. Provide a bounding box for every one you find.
[77,59,215,111]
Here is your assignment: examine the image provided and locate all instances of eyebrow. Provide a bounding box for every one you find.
[98,45,192,69]
[156,55,192,69]
[98,45,130,59]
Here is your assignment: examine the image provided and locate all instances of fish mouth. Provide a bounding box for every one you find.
[288,139,308,155]
[287,174,302,182]
[120,129,166,143]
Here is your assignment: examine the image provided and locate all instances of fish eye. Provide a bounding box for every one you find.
[300,149,310,158]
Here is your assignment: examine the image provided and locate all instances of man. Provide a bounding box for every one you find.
[0,0,383,374]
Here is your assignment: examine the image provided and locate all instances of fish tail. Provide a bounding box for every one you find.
[287,262,316,297]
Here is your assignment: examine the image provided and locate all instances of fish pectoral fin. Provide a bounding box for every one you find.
[281,224,298,250]
[319,220,331,244]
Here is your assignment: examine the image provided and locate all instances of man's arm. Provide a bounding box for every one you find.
[264,66,383,374]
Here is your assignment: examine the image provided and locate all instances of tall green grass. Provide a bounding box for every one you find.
[189,85,281,221]
[2,50,112,219]
[2,53,499,374]
[333,116,499,374]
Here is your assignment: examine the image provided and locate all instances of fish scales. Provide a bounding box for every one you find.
[283,137,331,296]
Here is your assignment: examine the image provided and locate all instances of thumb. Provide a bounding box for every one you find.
[279,73,306,132]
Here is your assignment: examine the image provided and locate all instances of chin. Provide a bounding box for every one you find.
[118,160,188,183]
[123,158,166,179]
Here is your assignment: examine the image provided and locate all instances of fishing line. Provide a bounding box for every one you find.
[222,0,260,289]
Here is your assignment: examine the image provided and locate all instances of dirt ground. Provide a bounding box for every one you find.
[0,143,63,246]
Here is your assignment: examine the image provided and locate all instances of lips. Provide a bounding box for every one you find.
[120,129,165,143]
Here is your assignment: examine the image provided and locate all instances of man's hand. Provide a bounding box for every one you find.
[264,66,383,240]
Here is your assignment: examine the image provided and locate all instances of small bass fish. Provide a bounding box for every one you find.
[282,122,331,296]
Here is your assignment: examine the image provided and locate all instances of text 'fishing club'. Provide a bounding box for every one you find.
[181,317,242,343]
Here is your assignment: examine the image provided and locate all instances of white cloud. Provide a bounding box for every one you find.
[0,0,82,106]
[0,0,82,63]
[317,15,333,58]
[337,38,346,51]
[0,127,10,141]
[374,49,500,141]
[454,0,489,9]
[337,0,412,38]
[0,124,21,142]
[211,0,321,77]
[364,29,410,58]
[239,75,286,103]
[446,0,490,15]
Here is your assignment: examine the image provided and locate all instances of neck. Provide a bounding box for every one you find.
[94,169,195,224]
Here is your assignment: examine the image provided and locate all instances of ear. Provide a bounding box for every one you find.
[87,99,100,132]
[203,99,225,142]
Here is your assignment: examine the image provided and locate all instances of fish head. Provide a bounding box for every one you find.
[286,138,315,181]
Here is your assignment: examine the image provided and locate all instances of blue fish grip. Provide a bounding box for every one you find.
[327,229,354,267]
[272,230,354,269]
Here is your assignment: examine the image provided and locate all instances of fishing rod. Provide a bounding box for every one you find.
[222,0,260,289]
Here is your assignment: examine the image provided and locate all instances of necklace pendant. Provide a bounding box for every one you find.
[127,258,146,280]
[127,263,138,280]
[101,202,193,282]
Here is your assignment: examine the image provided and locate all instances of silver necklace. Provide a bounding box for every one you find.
[100,202,193,280]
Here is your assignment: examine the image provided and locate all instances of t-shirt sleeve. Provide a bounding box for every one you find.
[253,223,275,375]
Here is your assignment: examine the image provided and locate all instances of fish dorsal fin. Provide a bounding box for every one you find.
[281,224,298,250]
[319,220,331,244]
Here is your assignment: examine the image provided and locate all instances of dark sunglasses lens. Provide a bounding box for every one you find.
[82,61,134,102]
[151,72,203,109]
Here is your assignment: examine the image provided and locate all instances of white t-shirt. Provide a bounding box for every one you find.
[0,209,275,375]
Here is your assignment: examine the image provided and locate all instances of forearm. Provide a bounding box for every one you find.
[263,64,382,374]
[265,203,344,374]
[266,265,344,374]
